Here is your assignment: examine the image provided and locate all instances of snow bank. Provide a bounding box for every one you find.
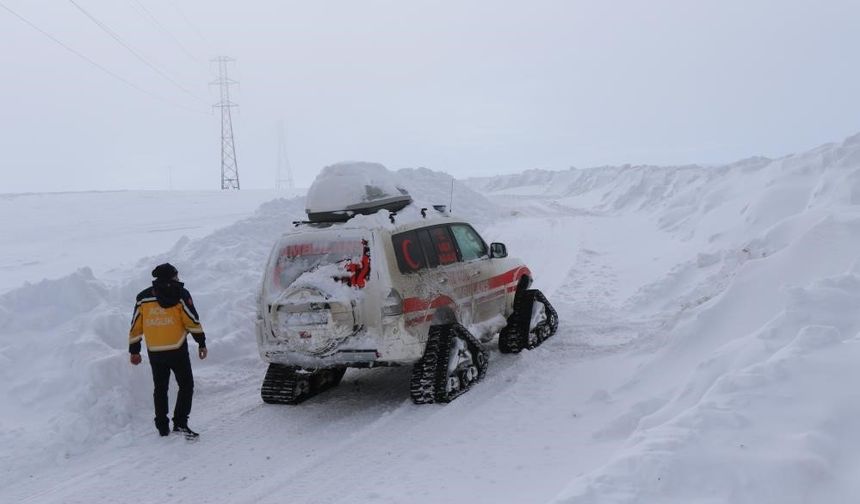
[556,276,860,503]
[0,268,140,468]
[396,167,501,228]
[0,196,308,478]
[537,134,860,503]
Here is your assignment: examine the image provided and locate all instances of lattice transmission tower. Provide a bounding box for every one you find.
[276,120,294,190]
[212,56,240,190]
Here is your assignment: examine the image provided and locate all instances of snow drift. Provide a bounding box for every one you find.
[469,134,860,503]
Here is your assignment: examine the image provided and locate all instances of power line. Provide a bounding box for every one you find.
[127,0,200,62]
[67,0,207,104]
[0,0,207,115]
[167,0,211,50]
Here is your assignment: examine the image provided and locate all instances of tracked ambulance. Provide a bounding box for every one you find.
[255,163,558,404]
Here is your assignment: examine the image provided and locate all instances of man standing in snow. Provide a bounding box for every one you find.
[129,263,207,439]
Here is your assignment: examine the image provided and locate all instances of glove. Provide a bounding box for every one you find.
[130,353,142,365]
[198,347,208,360]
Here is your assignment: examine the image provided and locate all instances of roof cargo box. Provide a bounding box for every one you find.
[305,162,412,223]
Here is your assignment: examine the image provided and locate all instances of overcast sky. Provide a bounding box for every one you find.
[1,0,858,192]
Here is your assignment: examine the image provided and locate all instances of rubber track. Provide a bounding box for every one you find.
[438,324,488,402]
[498,289,529,354]
[498,289,558,353]
[410,323,488,404]
[261,364,345,405]
[526,289,559,349]
[409,326,443,404]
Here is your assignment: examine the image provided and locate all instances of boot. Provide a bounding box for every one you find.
[155,418,170,437]
[173,424,199,440]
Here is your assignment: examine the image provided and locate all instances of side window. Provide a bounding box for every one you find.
[392,230,426,274]
[428,226,459,266]
[450,224,488,262]
[417,229,439,269]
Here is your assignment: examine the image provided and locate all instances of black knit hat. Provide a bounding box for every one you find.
[152,263,179,280]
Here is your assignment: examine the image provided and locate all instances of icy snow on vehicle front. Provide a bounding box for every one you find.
[256,161,559,405]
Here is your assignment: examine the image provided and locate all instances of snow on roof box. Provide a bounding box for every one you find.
[305,162,413,223]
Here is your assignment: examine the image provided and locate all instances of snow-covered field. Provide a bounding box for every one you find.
[3,135,860,503]
[0,190,296,294]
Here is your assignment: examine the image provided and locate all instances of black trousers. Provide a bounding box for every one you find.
[148,345,194,428]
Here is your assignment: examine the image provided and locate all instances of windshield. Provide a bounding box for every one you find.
[264,230,368,301]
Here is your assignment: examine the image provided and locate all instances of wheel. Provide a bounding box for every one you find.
[410,323,488,404]
[498,289,558,353]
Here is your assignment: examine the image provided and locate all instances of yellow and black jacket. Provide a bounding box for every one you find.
[129,285,205,353]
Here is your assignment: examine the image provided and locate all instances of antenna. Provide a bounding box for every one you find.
[449,178,455,214]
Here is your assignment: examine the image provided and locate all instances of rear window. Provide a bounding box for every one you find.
[266,233,365,293]
[392,230,426,274]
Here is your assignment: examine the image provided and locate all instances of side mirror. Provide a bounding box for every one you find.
[489,242,507,259]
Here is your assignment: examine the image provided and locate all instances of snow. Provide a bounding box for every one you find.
[305,162,411,215]
[3,134,860,503]
[0,190,296,294]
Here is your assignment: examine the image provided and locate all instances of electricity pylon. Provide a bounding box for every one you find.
[276,120,294,190]
[212,56,239,190]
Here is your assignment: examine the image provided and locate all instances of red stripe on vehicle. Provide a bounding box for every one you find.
[405,314,435,327]
[487,270,515,290]
[401,267,529,314]
[488,266,531,290]
[402,295,455,314]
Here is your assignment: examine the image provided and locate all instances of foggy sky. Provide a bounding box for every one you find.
[1,0,858,192]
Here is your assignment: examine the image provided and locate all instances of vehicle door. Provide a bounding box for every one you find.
[449,223,504,323]
[391,226,471,327]
[422,225,475,324]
